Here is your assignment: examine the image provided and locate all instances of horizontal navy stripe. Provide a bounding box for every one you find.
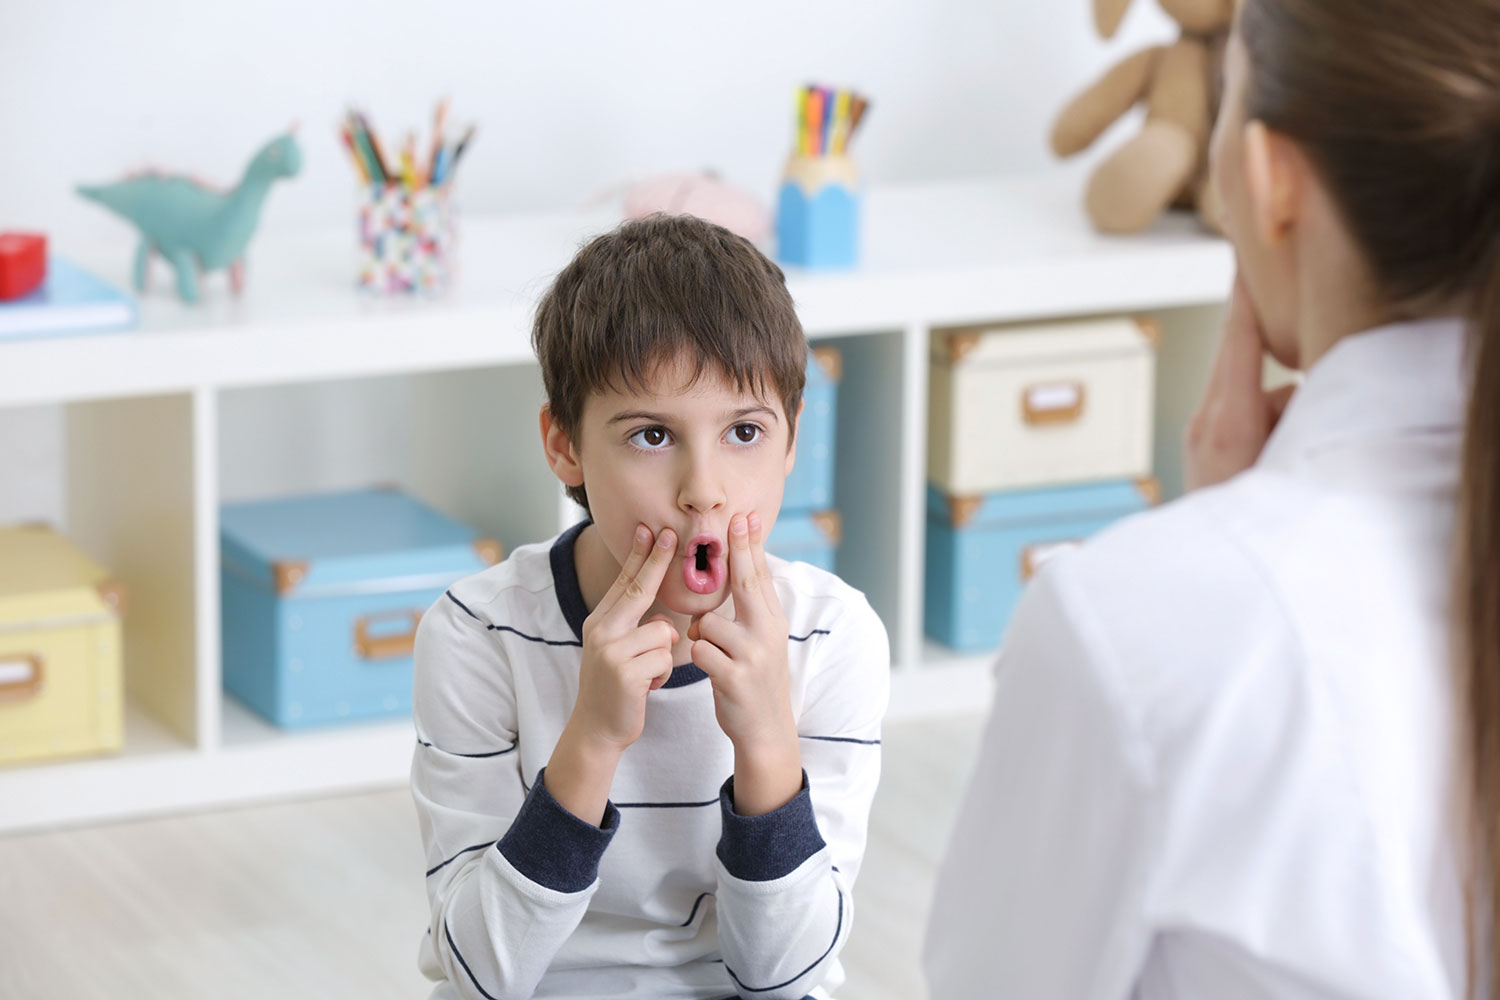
[445,920,502,1000]
[425,841,493,878]
[680,891,713,927]
[447,591,583,647]
[616,798,719,809]
[491,624,583,647]
[724,888,843,993]
[800,734,881,746]
[789,628,831,642]
[417,737,517,758]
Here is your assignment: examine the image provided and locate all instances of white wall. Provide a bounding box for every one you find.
[0,0,1176,526]
[0,0,1172,243]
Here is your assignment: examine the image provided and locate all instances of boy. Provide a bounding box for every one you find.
[410,214,889,1000]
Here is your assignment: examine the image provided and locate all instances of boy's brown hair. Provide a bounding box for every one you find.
[532,213,809,512]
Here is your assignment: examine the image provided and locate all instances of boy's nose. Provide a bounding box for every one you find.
[677,461,726,515]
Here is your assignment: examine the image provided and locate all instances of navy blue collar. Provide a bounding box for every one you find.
[549,520,708,689]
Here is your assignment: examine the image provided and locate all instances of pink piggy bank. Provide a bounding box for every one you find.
[623,172,772,245]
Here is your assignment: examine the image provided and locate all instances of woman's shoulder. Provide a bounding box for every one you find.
[1023,470,1314,732]
[1052,467,1317,619]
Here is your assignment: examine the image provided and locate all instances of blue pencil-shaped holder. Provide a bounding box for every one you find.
[776,155,860,269]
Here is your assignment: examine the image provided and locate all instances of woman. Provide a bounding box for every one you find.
[924,0,1500,995]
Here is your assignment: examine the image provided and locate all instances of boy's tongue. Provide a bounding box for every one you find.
[682,540,725,595]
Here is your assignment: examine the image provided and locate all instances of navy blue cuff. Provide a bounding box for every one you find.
[716,770,826,882]
[496,767,619,893]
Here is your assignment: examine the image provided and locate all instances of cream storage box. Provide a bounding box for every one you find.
[0,523,124,766]
[928,317,1158,494]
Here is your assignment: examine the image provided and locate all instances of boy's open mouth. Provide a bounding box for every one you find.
[682,535,725,595]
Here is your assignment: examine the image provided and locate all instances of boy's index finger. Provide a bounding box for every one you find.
[746,511,782,613]
[615,526,676,621]
[727,514,766,622]
[593,524,654,619]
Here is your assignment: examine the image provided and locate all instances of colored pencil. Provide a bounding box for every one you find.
[339,122,370,183]
[792,85,870,158]
[338,103,475,190]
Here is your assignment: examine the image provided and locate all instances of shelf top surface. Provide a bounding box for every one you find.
[1,170,1233,406]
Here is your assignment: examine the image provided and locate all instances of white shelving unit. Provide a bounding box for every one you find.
[0,171,1233,833]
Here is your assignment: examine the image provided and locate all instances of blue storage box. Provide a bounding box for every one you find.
[925,478,1157,652]
[767,509,841,573]
[776,156,860,269]
[784,347,841,512]
[220,487,503,728]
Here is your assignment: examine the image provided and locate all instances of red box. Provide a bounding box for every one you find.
[0,233,47,301]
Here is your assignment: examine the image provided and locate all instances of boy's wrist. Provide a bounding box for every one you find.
[730,724,802,817]
[546,724,626,827]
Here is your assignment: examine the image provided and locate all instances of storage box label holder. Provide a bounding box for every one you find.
[0,654,42,701]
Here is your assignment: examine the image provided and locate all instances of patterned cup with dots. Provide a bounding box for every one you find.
[356,184,454,295]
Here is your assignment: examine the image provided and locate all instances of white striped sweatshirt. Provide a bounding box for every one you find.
[411,521,889,1000]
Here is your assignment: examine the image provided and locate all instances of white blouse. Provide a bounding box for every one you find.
[925,318,1473,998]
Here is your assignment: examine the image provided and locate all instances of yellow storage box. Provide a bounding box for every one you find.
[0,524,124,766]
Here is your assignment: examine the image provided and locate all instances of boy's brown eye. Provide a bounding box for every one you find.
[732,424,760,444]
[642,428,666,447]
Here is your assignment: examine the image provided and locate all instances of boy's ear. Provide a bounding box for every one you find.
[784,398,805,478]
[1243,120,1302,248]
[539,405,585,489]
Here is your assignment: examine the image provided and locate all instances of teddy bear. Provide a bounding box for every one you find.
[1050,0,1237,234]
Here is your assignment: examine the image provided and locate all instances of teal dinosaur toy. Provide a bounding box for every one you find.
[77,131,302,304]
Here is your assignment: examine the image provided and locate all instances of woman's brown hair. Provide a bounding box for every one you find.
[1239,0,1500,988]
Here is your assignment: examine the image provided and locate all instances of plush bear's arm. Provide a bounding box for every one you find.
[1050,46,1164,158]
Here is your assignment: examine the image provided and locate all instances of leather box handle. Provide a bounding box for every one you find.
[0,654,44,702]
[354,610,423,661]
[1021,381,1087,426]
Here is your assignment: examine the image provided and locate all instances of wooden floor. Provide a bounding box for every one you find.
[0,711,986,1000]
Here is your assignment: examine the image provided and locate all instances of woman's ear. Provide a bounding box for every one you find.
[1094,0,1135,38]
[1243,121,1303,248]
[539,405,585,489]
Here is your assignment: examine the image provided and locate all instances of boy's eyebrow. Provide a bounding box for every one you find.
[725,405,780,424]
[606,405,780,425]
[607,410,669,426]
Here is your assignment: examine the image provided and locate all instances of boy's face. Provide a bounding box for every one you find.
[551,356,796,616]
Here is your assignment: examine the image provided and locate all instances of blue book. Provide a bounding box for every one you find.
[0,256,137,341]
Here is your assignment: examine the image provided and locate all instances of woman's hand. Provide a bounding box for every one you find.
[1185,273,1297,490]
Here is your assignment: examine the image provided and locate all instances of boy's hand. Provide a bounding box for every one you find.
[573,525,680,752]
[689,512,802,816]
[548,525,677,826]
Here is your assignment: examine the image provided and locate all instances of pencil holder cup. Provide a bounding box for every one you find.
[776,155,860,269]
[356,184,454,295]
